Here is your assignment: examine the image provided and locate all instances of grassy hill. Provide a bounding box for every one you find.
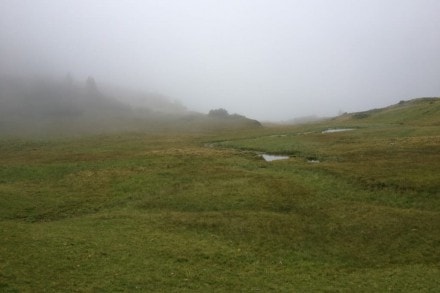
[0,98,439,291]
[0,76,261,137]
[332,97,440,126]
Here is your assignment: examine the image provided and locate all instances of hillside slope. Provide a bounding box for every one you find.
[0,76,261,136]
[334,97,440,126]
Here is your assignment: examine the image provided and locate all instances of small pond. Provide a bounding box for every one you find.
[262,154,289,162]
[322,128,354,133]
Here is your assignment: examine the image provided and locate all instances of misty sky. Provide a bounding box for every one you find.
[1,0,439,121]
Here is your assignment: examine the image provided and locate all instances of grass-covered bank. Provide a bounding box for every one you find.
[1,99,439,291]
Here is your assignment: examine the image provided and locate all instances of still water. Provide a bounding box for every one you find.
[322,128,354,133]
[262,154,289,162]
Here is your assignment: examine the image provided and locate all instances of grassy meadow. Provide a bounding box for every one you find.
[1,98,439,291]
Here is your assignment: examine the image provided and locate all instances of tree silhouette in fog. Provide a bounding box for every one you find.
[86,76,98,95]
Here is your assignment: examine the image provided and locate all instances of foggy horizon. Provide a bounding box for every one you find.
[1,0,439,121]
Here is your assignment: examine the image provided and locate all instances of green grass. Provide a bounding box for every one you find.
[1,99,439,291]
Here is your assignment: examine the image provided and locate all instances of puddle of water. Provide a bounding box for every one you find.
[262,154,289,162]
[268,134,288,138]
[308,160,320,163]
[322,128,354,133]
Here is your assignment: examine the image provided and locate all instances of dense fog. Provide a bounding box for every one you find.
[1,0,439,121]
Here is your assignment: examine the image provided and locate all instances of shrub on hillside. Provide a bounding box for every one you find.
[208,108,229,118]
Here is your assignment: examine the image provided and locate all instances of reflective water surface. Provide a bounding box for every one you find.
[262,154,289,162]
